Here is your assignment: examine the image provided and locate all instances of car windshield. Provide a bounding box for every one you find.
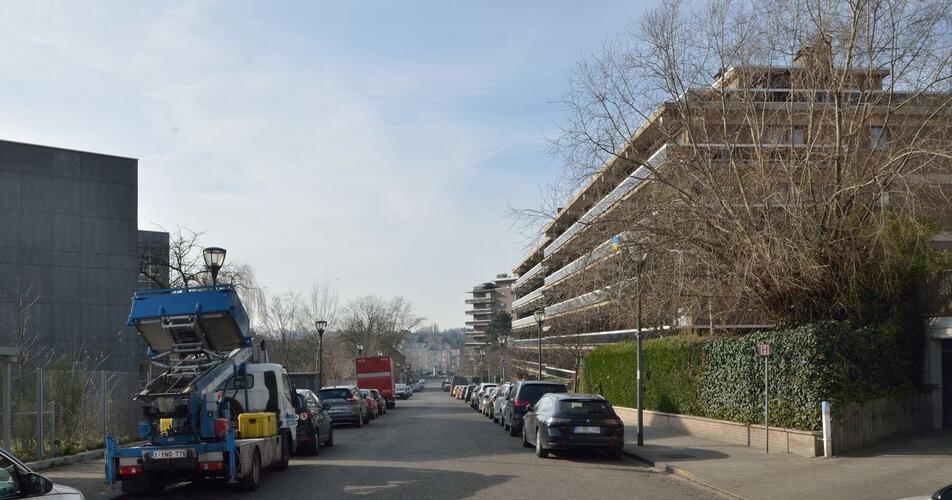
[518,384,568,403]
[558,399,613,416]
[319,388,352,400]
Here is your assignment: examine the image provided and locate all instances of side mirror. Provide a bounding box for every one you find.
[25,472,54,495]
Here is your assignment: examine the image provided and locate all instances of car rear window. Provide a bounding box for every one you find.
[319,388,351,400]
[558,399,613,416]
[517,384,568,403]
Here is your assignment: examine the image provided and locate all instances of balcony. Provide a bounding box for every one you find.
[511,315,539,331]
[513,262,544,291]
[465,308,493,316]
[512,288,543,313]
[544,145,668,259]
[545,234,623,287]
[546,287,609,317]
[465,296,493,305]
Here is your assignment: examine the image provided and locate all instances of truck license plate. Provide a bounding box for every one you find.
[152,449,188,459]
[573,426,600,434]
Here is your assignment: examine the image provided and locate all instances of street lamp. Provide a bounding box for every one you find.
[315,320,327,391]
[479,349,486,382]
[627,247,649,447]
[202,247,226,285]
[534,309,545,380]
[498,336,506,382]
[356,343,364,357]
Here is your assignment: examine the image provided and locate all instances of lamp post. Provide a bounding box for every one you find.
[356,343,364,357]
[202,247,226,285]
[534,309,545,380]
[498,336,506,382]
[315,320,327,391]
[630,249,648,447]
[479,349,486,382]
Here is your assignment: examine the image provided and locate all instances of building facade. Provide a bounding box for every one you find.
[0,139,161,373]
[508,49,952,386]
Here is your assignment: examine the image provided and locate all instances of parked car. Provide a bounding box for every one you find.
[522,393,624,459]
[463,384,477,402]
[318,386,368,426]
[395,383,410,399]
[0,447,83,498]
[492,383,513,423]
[482,386,501,417]
[369,389,387,415]
[442,379,450,391]
[294,389,334,454]
[412,381,424,392]
[359,389,380,419]
[502,380,568,436]
[470,384,496,412]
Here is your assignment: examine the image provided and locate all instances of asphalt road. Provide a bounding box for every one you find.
[49,389,719,499]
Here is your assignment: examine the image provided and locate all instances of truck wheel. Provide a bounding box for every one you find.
[275,432,290,470]
[239,449,261,491]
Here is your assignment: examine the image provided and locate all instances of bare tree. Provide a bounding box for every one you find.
[1,276,45,386]
[338,295,425,357]
[138,226,258,290]
[540,0,952,326]
[262,290,307,370]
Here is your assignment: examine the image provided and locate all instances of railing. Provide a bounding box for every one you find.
[513,262,544,291]
[511,315,538,331]
[512,288,543,312]
[465,296,493,304]
[545,235,620,287]
[546,288,609,317]
[544,145,668,258]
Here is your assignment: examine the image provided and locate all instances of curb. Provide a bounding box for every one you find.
[622,448,746,500]
[27,448,105,472]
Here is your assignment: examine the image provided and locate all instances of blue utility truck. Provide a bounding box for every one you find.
[105,285,298,493]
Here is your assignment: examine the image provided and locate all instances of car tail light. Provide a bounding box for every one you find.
[297,412,310,421]
[513,399,530,409]
[198,461,224,471]
[118,465,143,476]
[602,418,623,426]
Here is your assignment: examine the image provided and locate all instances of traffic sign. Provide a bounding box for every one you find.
[757,343,772,357]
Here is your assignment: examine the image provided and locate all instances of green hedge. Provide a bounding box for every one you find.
[580,321,920,431]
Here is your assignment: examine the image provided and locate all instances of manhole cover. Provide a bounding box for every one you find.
[662,453,694,459]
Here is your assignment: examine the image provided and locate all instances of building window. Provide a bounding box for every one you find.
[870,126,890,150]
[791,126,805,145]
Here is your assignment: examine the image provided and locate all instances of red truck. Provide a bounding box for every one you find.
[356,356,396,409]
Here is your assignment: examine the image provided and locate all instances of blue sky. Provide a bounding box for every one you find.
[0,1,648,328]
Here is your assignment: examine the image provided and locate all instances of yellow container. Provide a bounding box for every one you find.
[158,418,173,434]
[238,412,276,438]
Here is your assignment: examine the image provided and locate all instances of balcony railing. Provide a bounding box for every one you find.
[513,262,544,291]
[512,287,543,312]
[544,235,620,287]
[511,315,538,331]
[465,296,493,304]
[546,288,609,317]
[544,145,668,259]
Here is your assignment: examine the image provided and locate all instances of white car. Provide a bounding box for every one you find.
[0,447,84,499]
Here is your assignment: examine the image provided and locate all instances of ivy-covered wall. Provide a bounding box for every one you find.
[580,321,921,431]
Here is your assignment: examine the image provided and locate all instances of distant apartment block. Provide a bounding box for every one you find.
[464,273,515,343]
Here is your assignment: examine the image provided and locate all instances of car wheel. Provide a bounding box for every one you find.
[356,413,363,428]
[508,421,519,437]
[535,429,549,458]
[608,447,623,459]
[239,449,262,491]
[325,427,334,447]
[522,427,532,448]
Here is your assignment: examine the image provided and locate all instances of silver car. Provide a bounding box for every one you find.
[0,447,83,498]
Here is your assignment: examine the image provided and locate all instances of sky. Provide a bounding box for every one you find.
[0,1,648,329]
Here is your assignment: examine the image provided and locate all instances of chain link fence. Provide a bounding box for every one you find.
[1,365,140,462]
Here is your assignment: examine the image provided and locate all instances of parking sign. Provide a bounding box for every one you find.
[758,343,772,357]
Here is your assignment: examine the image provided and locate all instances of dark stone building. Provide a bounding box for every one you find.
[0,139,161,373]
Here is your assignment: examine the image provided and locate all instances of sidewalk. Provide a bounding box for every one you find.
[618,411,952,499]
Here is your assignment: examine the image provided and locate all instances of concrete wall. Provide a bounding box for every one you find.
[0,140,139,372]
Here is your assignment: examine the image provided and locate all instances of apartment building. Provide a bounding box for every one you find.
[508,46,952,382]
[464,273,515,343]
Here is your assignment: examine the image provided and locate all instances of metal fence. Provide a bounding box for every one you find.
[0,366,140,462]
